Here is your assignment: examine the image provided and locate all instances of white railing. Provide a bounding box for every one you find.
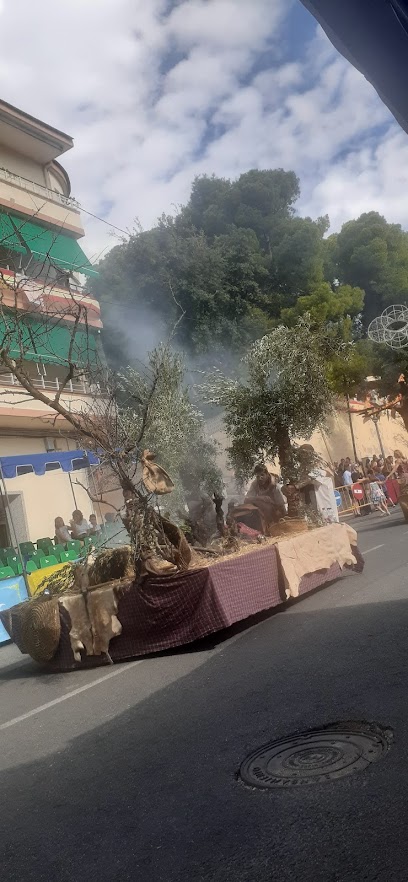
[0,372,90,394]
[0,166,80,211]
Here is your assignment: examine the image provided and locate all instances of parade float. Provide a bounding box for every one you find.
[0,450,364,672]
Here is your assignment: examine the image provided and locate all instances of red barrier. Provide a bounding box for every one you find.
[385,479,400,504]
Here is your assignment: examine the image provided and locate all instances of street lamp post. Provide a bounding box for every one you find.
[346,394,358,462]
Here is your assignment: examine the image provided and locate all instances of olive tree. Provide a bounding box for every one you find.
[205,319,334,481]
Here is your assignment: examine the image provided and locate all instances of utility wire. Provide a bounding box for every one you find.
[78,205,132,237]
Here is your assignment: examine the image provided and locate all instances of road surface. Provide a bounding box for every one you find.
[1,509,408,881]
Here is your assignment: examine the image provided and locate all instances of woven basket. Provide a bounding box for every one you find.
[268,518,308,539]
[20,596,61,663]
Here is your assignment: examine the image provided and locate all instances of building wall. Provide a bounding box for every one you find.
[0,435,95,544]
[307,408,408,465]
[0,145,46,185]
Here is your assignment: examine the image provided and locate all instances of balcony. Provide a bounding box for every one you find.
[0,366,100,432]
[0,267,102,329]
[0,371,90,395]
[0,168,84,238]
[0,166,80,210]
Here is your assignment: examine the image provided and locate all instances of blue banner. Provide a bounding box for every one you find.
[0,575,28,644]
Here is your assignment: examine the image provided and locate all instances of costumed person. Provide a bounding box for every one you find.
[229,464,286,535]
[244,464,286,525]
[297,445,339,524]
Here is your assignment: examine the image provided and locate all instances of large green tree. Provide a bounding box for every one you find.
[327,211,408,327]
[94,169,331,365]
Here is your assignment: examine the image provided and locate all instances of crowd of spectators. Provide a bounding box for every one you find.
[333,451,408,516]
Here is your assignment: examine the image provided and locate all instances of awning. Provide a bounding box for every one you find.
[0,314,100,366]
[0,211,26,254]
[0,450,100,479]
[299,0,408,136]
[6,214,98,278]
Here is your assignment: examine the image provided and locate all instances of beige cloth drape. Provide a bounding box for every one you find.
[276,523,357,599]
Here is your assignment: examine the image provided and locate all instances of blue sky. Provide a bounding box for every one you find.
[0,0,407,263]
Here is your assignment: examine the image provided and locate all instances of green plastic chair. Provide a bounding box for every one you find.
[25,560,38,574]
[19,541,35,557]
[59,549,78,562]
[36,537,54,555]
[30,551,44,569]
[3,546,15,556]
[0,565,16,580]
[66,539,81,554]
[39,555,59,569]
[6,555,22,575]
[53,544,66,560]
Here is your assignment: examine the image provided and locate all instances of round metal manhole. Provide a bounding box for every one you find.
[240,722,392,789]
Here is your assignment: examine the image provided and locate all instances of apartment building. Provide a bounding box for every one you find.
[0,100,103,544]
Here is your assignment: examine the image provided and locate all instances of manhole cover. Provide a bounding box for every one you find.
[240,722,392,789]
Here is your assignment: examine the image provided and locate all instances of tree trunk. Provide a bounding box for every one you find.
[276,426,293,476]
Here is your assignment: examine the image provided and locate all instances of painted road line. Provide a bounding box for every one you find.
[0,660,143,731]
[362,544,385,555]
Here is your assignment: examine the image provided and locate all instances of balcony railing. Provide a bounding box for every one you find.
[0,166,80,211]
[0,372,90,395]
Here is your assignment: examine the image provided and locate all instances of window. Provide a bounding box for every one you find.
[71,457,88,470]
[16,465,34,476]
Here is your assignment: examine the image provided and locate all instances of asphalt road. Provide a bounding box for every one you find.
[2,509,408,881]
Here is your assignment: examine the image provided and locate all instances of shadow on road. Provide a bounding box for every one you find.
[2,589,408,882]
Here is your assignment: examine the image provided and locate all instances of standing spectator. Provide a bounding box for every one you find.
[342,461,353,487]
[367,471,390,516]
[335,459,345,488]
[383,456,394,477]
[374,466,395,506]
[343,460,360,516]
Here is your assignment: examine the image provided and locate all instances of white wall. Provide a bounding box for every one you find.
[0,436,95,543]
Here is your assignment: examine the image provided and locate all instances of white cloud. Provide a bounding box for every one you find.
[0,0,406,266]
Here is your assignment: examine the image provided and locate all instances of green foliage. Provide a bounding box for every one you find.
[94,169,329,364]
[331,211,408,326]
[281,281,364,328]
[327,349,370,396]
[204,320,334,481]
[182,169,300,242]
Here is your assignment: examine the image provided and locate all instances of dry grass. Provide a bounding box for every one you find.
[190,522,312,570]
[88,546,135,586]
